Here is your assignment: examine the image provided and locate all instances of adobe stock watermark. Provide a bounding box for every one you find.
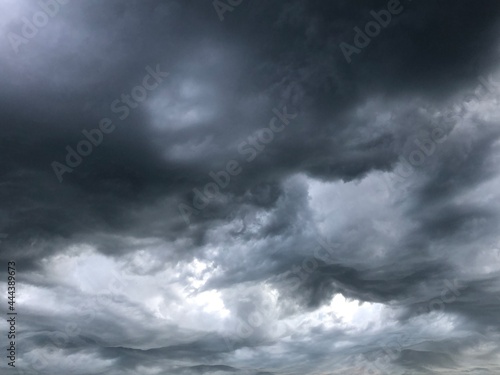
[340,0,409,63]
[212,0,244,21]
[178,105,298,225]
[222,292,290,351]
[51,64,169,183]
[356,279,461,375]
[279,233,462,375]
[383,72,500,193]
[450,72,500,117]
[7,0,69,54]
[383,124,448,192]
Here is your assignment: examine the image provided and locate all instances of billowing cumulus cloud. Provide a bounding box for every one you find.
[1,0,500,374]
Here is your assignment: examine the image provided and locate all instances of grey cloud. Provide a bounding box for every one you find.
[2,1,500,374]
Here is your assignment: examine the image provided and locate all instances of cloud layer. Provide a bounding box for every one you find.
[1,1,500,374]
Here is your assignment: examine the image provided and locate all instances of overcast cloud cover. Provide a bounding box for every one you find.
[1,0,500,374]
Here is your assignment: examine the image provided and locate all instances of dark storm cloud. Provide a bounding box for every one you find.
[2,0,498,255]
[2,0,500,374]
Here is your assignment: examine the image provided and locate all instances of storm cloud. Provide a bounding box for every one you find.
[1,0,500,374]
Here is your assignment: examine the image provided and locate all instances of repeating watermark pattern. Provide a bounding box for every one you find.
[7,0,69,54]
[354,279,461,374]
[383,121,449,193]
[222,291,291,351]
[212,0,244,21]
[383,72,500,194]
[275,233,462,374]
[51,64,169,183]
[178,105,298,225]
[218,229,462,373]
[340,0,410,63]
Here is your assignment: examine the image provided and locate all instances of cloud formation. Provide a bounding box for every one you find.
[1,0,500,374]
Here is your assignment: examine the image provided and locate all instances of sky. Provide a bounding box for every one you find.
[1,0,500,374]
